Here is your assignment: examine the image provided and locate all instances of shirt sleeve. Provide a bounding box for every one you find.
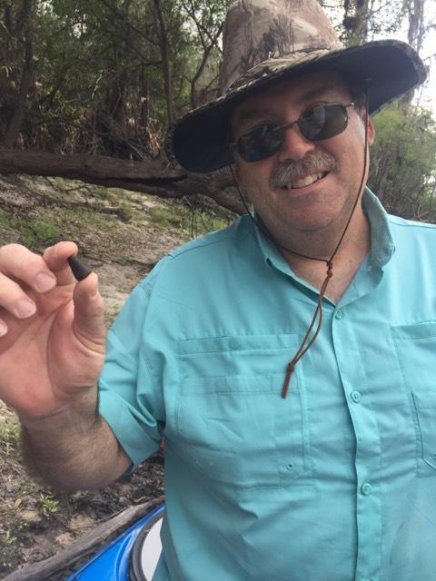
[99,274,165,466]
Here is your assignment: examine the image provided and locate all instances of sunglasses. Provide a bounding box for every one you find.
[233,102,354,162]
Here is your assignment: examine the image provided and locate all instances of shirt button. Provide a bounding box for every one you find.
[335,309,344,319]
[229,339,239,350]
[360,482,373,496]
[350,390,362,403]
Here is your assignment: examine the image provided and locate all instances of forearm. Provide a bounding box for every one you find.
[19,387,130,490]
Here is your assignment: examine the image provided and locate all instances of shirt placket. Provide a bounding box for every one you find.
[331,303,382,581]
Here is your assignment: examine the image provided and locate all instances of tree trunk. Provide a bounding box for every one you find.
[342,0,369,44]
[398,0,426,105]
[153,0,174,126]
[4,0,34,147]
[407,0,426,53]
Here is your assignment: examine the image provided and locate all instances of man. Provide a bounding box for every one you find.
[0,0,433,579]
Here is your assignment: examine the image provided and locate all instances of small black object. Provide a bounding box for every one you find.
[68,256,92,281]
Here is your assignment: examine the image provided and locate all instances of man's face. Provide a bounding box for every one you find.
[232,71,375,247]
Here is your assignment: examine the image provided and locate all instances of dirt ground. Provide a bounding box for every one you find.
[0,175,214,578]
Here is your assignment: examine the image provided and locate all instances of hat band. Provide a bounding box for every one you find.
[226,47,333,92]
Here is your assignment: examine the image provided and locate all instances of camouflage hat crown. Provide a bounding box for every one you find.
[220,0,341,93]
[171,0,426,173]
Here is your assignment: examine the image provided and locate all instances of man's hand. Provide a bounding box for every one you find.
[0,241,131,489]
[0,241,106,419]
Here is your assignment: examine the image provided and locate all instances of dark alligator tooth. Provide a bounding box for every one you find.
[68,256,92,281]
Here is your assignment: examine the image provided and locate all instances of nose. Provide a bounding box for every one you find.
[277,123,316,162]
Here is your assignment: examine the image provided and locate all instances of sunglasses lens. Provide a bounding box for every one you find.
[235,104,350,162]
[237,124,284,162]
[300,104,348,141]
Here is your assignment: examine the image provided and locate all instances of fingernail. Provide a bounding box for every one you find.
[35,272,56,292]
[15,299,37,319]
[0,320,8,337]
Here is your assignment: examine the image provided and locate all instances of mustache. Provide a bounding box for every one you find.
[271,153,337,188]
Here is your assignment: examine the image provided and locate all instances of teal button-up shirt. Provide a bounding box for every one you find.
[100,190,436,581]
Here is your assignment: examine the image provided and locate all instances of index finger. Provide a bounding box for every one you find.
[0,244,58,293]
[42,241,82,285]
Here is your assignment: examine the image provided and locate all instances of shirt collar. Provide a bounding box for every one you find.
[252,187,395,274]
[362,187,395,268]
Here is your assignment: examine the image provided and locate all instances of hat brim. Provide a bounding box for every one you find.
[170,40,426,174]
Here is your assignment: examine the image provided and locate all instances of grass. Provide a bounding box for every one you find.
[63,205,117,229]
[0,421,20,456]
[13,217,60,250]
[0,208,8,224]
[0,175,232,254]
[38,493,60,519]
[148,202,228,236]
[0,209,20,245]
[0,512,30,573]
[1,529,19,571]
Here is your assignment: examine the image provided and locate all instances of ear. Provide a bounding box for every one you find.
[367,118,376,146]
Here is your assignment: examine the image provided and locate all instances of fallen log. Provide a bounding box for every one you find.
[0,148,244,214]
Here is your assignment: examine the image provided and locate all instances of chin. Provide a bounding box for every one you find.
[282,213,335,233]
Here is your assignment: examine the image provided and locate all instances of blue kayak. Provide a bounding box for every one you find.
[68,502,165,581]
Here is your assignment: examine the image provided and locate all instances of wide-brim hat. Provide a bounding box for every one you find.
[170,0,426,174]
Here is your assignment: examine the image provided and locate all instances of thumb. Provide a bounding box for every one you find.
[72,272,106,349]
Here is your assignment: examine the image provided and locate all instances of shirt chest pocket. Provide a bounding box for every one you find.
[392,322,436,474]
[173,334,311,491]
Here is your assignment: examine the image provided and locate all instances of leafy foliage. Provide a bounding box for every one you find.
[369,105,436,220]
[0,0,231,156]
